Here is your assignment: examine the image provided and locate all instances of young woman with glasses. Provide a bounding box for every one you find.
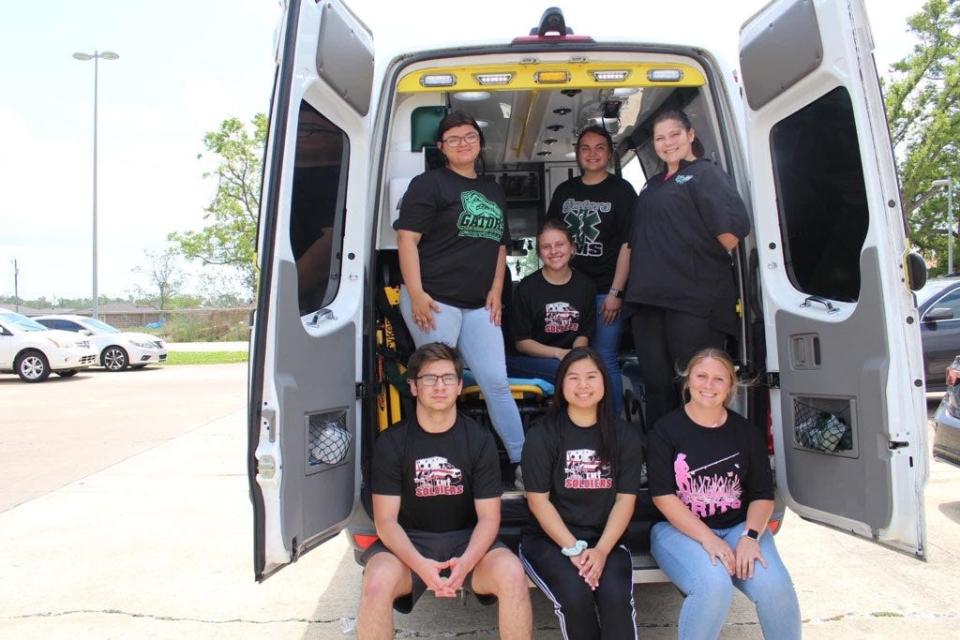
[395,110,525,486]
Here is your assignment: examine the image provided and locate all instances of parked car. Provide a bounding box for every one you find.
[0,312,97,382]
[933,356,960,467]
[916,276,960,390]
[33,315,168,372]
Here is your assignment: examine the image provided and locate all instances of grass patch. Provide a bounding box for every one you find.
[165,351,248,365]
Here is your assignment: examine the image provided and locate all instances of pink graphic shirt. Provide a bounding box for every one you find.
[563,448,613,490]
[413,455,465,497]
[673,452,742,518]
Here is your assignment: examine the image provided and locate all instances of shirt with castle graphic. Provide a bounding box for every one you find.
[647,407,773,529]
[372,414,502,533]
[396,168,509,308]
[521,416,643,538]
[509,270,596,351]
[546,174,636,293]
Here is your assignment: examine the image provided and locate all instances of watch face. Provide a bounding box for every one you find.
[747,529,760,540]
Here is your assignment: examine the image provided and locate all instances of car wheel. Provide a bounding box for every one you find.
[15,350,50,382]
[56,369,80,378]
[102,346,129,371]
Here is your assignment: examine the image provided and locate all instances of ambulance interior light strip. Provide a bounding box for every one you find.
[402,62,704,93]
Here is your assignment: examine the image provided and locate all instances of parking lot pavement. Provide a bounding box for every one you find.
[1,373,959,638]
[0,363,246,512]
[165,341,249,352]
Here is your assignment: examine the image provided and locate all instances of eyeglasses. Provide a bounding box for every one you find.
[441,132,480,147]
[416,373,460,386]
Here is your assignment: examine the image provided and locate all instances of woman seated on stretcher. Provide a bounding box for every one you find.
[506,220,597,383]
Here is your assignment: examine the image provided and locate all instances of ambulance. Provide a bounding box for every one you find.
[247,0,930,583]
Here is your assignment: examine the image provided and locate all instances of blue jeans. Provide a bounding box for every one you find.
[505,354,560,383]
[650,520,801,640]
[399,287,524,463]
[594,293,624,415]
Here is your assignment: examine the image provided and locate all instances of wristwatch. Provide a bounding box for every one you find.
[741,528,760,541]
[609,287,624,299]
[561,540,588,557]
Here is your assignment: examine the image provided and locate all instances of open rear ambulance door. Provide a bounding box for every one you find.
[248,0,374,580]
[739,0,927,556]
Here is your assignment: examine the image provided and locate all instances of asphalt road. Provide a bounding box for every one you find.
[1,364,958,638]
[0,363,246,512]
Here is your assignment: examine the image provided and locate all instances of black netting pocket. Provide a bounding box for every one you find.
[794,398,852,453]
[308,410,352,467]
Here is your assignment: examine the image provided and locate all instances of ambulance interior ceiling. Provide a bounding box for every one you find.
[387,72,720,171]
[379,57,721,247]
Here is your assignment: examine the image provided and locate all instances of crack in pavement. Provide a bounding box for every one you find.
[9,608,957,632]
[803,611,960,624]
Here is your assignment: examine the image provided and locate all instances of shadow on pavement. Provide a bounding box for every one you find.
[938,501,960,525]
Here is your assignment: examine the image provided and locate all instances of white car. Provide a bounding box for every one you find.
[34,314,168,372]
[0,312,98,382]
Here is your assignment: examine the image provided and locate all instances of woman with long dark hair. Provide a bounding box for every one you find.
[547,125,636,414]
[519,347,643,639]
[395,111,525,484]
[625,109,750,428]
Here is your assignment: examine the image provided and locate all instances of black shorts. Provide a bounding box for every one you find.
[360,528,506,613]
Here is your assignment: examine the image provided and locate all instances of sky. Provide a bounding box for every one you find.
[0,0,927,302]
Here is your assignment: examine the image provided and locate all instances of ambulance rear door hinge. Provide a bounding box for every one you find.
[765,372,780,389]
[356,382,372,400]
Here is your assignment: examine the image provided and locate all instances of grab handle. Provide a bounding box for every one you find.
[801,295,839,314]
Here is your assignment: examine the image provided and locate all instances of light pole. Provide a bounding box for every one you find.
[932,178,954,275]
[12,259,19,313]
[73,50,119,320]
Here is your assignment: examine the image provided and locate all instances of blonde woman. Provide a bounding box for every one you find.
[647,348,800,639]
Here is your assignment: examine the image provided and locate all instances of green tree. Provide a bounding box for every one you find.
[885,0,960,274]
[133,247,184,311]
[169,114,266,294]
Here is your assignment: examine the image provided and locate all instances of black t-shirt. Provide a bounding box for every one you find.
[510,270,597,351]
[647,408,773,529]
[522,415,644,538]
[546,175,636,292]
[625,159,750,335]
[371,414,502,533]
[395,168,509,309]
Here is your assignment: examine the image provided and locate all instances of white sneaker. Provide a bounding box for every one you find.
[514,464,524,491]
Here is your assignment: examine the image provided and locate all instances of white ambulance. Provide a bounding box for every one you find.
[247,0,930,583]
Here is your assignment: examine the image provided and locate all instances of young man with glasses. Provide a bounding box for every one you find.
[357,342,532,640]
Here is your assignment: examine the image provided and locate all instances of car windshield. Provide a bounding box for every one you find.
[0,312,49,332]
[83,318,120,334]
